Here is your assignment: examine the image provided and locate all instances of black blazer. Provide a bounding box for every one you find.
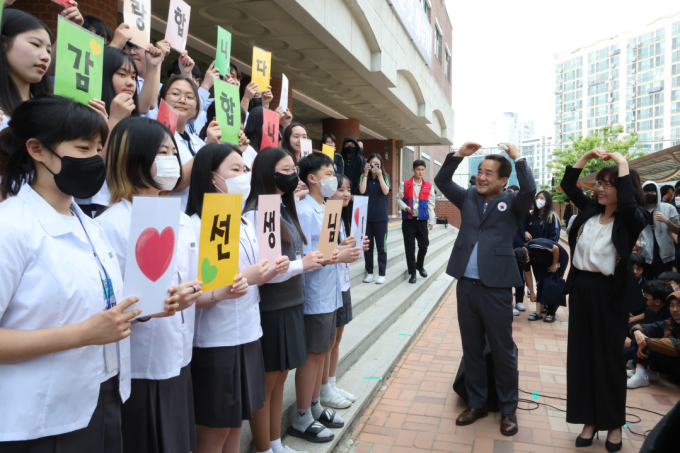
[561,166,646,314]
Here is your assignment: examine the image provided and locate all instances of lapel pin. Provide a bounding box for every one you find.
[498,202,507,212]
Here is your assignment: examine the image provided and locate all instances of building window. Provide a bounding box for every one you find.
[435,26,442,61]
[423,0,430,19]
[445,48,451,80]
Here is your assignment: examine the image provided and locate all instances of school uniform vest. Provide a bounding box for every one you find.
[402,178,432,221]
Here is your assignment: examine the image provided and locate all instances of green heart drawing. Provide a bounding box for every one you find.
[201,257,218,284]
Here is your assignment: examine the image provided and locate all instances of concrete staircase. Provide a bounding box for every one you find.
[239,222,459,453]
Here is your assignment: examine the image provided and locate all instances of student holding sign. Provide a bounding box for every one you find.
[186,144,290,453]
[282,122,308,163]
[96,117,202,453]
[160,76,222,211]
[123,38,170,117]
[243,148,325,453]
[0,96,139,451]
[0,10,53,132]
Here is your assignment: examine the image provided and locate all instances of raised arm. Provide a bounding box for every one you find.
[435,141,481,209]
[503,143,536,217]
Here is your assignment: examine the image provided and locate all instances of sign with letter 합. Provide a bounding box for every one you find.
[165,0,191,52]
[214,79,241,144]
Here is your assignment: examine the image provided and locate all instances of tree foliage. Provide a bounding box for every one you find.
[547,125,645,203]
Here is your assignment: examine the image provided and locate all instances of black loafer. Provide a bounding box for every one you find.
[418,268,428,278]
[409,274,417,284]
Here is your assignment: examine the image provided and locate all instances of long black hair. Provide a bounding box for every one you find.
[244,147,306,244]
[282,122,308,157]
[530,190,555,224]
[0,10,53,117]
[1,95,109,198]
[102,46,139,117]
[336,173,352,238]
[366,153,389,184]
[243,106,265,152]
[83,16,113,43]
[185,143,242,217]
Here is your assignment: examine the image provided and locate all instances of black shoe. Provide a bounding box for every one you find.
[605,428,622,452]
[575,431,597,447]
[409,274,417,284]
[528,313,543,321]
[417,268,428,278]
[541,306,548,314]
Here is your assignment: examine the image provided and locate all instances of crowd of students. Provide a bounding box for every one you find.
[0,5,376,453]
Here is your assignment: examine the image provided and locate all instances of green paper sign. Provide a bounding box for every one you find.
[214,79,241,144]
[54,16,104,105]
[215,26,232,75]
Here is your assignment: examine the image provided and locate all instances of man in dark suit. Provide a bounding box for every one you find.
[435,141,536,436]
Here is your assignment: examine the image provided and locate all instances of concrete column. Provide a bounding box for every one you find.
[14,0,118,35]
[322,118,360,147]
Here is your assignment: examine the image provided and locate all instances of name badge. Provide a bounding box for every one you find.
[296,253,302,261]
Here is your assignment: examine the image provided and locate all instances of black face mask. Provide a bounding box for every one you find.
[43,147,107,199]
[275,171,299,194]
[344,146,357,155]
[645,193,657,204]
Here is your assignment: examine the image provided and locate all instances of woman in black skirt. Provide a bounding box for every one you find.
[561,148,646,452]
[244,148,325,453]
[186,144,289,453]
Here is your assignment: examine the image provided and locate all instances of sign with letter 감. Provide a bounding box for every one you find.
[214,79,241,144]
[257,195,281,267]
[165,0,191,52]
[122,196,180,319]
[261,108,280,150]
[124,0,151,48]
[317,199,343,260]
[198,193,241,291]
[54,17,104,106]
[215,26,232,75]
[251,47,271,92]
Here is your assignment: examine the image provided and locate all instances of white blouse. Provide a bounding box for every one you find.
[97,199,198,379]
[191,214,263,347]
[174,130,206,212]
[573,214,616,276]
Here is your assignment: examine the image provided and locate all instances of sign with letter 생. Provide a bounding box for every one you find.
[257,195,281,266]
[198,194,241,291]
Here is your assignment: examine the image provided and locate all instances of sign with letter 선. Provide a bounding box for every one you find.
[165,0,191,52]
[317,200,343,260]
[198,194,241,291]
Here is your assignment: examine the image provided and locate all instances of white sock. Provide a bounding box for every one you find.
[329,376,338,390]
[292,407,313,432]
[311,397,323,419]
[270,438,283,453]
[320,383,335,400]
[636,367,649,378]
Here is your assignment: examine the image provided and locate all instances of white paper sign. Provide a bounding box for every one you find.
[349,195,369,258]
[164,0,191,52]
[300,138,312,158]
[257,195,282,266]
[122,196,180,319]
[279,73,289,110]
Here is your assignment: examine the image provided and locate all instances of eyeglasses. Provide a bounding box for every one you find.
[167,91,197,103]
[669,304,680,311]
[595,180,613,190]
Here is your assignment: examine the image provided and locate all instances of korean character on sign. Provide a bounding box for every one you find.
[68,44,94,93]
[220,92,236,126]
[210,214,232,260]
[405,0,415,28]
[131,0,147,31]
[266,120,276,143]
[256,58,268,77]
[263,211,276,248]
[174,7,186,38]
[327,213,338,243]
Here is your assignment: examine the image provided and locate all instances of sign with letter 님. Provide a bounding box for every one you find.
[317,200,343,260]
[198,193,241,291]
[165,0,191,52]
[257,195,281,267]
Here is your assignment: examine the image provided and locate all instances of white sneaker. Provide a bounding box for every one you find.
[363,274,375,283]
[320,392,351,409]
[376,276,385,284]
[647,368,660,382]
[627,369,636,378]
[626,360,635,371]
[334,387,356,402]
[627,371,650,389]
[516,302,526,311]
[513,308,520,316]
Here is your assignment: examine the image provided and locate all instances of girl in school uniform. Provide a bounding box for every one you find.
[244,147,326,453]
[185,143,290,453]
[0,95,143,452]
[96,117,204,453]
[159,75,222,211]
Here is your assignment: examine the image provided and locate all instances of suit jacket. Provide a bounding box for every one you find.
[434,154,537,288]
[561,166,647,314]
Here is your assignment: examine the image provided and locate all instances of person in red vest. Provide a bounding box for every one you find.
[397,160,436,283]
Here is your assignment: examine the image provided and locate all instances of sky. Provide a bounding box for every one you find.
[445,0,680,148]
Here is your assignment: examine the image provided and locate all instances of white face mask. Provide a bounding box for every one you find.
[153,156,181,191]
[214,172,251,209]
[535,198,546,209]
[318,176,338,198]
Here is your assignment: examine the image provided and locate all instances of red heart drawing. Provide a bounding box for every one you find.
[135,227,175,282]
[354,208,360,226]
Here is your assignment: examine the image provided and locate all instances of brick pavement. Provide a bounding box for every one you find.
[344,284,680,453]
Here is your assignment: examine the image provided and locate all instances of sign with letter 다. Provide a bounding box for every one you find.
[251,47,271,92]
[257,195,281,266]
[215,26,232,75]
[198,194,241,291]
[165,0,191,52]
[349,195,369,258]
[317,200,343,260]
[122,196,180,319]
[124,0,151,48]
[261,108,280,150]
[54,17,104,105]
[214,79,241,144]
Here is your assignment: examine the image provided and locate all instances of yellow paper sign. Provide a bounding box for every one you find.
[251,47,271,92]
[198,193,242,291]
[322,144,335,161]
[317,200,343,260]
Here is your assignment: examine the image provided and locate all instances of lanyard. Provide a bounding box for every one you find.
[240,221,257,265]
[72,209,115,310]
[179,131,196,156]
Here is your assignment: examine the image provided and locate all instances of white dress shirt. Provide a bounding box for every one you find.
[174,129,206,212]
[191,214,264,347]
[573,214,616,276]
[97,199,197,379]
[0,185,131,441]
